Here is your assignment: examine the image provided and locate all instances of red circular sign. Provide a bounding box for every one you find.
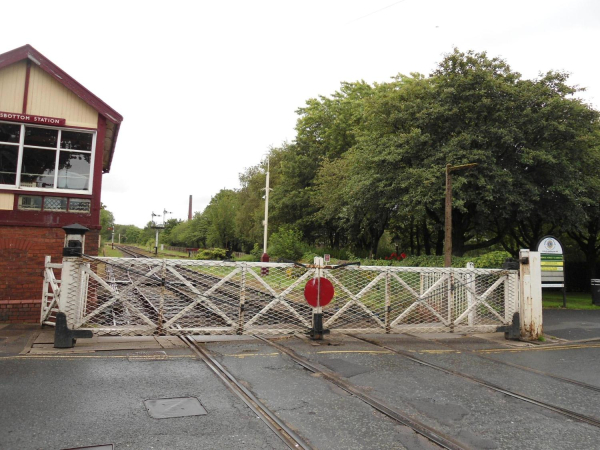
[304,277,335,307]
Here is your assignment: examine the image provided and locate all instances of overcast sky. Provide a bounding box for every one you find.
[3,0,599,227]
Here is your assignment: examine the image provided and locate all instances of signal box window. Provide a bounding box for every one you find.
[0,122,95,194]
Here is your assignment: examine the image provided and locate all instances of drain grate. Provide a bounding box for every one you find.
[62,445,114,450]
[144,397,207,419]
[127,350,168,361]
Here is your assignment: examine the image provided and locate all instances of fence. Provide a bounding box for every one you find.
[42,255,519,336]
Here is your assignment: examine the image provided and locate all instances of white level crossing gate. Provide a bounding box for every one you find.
[42,256,519,336]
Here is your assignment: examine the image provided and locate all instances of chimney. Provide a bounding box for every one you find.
[188,195,192,221]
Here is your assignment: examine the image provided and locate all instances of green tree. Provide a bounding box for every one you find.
[271,82,374,245]
[160,218,182,244]
[322,50,599,256]
[100,203,115,242]
[268,226,305,261]
[204,189,240,250]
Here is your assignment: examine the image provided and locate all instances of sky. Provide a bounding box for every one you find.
[2,0,599,227]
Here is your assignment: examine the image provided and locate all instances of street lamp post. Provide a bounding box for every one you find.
[445,163,478,267]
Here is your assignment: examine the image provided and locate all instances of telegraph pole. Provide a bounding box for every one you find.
[263,157,270,255]
[261,157,272,274]
[445,163,478,267]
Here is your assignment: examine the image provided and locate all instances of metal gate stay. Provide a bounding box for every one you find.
[42,255,519,336]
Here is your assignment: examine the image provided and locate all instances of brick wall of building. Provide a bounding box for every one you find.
[0,299,42,323]
[0,226,99,322]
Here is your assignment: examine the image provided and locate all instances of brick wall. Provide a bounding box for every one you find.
[0,226,99,322]
[0,299,42,323]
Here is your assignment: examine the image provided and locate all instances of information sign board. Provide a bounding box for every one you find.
[537,236,564,288]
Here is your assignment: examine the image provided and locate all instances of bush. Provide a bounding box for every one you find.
[473,251,512,269]
[195,248,228,260]
[268,226,306,261]
[250,243,263,261]
[301,250,320,263]
[348,251,511,269]
[234,254,257,262]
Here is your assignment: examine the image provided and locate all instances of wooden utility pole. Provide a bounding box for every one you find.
[444,163,478,267]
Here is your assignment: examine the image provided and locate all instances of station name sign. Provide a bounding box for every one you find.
[0,111,66,126]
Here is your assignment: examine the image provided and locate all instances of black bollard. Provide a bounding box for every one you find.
[504,312,521,340]
[54,312,93,348]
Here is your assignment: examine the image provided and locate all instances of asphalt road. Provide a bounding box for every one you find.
[2,311,600,450]
[543,309,600,340]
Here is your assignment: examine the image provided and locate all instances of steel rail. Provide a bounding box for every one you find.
[348,334,600,429]
[254,335,469,450]
[404,333,600,394]
[180,335,313,450]
[114,245,149,259]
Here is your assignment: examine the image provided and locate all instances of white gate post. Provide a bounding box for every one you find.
[466,262,475,326]
[58,257,82,327]
[519,249,543,340]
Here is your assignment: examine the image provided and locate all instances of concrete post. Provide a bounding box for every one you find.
[519,249,543,340]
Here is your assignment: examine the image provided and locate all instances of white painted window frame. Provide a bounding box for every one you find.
[0,121,96,195]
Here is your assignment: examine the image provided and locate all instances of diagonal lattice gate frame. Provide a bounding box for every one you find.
[47,256,519,336]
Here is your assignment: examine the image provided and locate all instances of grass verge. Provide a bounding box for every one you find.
[102,245,123,257]
[543,290,600,310]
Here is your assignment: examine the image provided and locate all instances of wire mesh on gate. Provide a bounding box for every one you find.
[57,257,518,336]
[60,257,314,336]
[324,266,518,333]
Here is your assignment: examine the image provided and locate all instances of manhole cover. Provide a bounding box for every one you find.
[127,351,168,361]
[144,397,207,419]
[62,445,114,450]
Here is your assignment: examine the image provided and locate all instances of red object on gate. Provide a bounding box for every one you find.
[304,277,335,308]
[261,253,270,276]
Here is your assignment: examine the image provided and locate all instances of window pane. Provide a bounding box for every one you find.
[21,147,56,188]
[61,131,93,151]
[57,151,91,190]
[44,197,68,211]
[0,123,20,143]
[24,126,58,148]
[69,198,91,213]
[0,144,18,185]
[18,195,42,211]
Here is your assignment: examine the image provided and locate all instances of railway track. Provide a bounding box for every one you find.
[78,247,600,446]
[253,335,468,450]
[180,335,313,450]
[403,333,600,394]
[346,334,600,429]
[182,334,465,450]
